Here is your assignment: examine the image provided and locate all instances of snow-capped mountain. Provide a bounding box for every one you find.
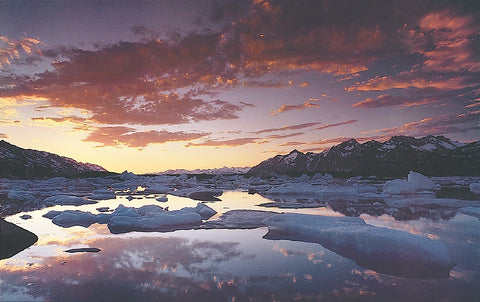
[159,166,251,175]
[247,135,480,177]
[0,140,107,179]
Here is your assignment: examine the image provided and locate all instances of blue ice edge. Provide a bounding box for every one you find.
[262,213,454,279]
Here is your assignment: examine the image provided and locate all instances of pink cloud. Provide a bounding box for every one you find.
[314,120,357,130]
[82,126,208,148]
[271,101,320,115]
[253,122,322,134]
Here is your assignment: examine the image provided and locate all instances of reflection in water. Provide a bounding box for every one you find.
[1,191,480,301]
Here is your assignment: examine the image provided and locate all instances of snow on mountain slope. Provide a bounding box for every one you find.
[247,135,479,177]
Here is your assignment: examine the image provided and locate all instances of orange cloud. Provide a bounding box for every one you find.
[406,10,480,73]
[0,36,44,68]
[271,101,320,115]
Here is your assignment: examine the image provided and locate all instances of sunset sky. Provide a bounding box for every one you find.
[1,0,479,173]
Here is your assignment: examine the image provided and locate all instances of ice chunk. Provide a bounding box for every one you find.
[44,195,97,206]
[462,207,480,219]
[52,210,99,228]
[383,171,436,194]
[188,189,223,201]
[156,195,168,202]
[108,210,202,234]
[204,210,277,229]
[181,203,217,219]
[408,171,435,190]
[470,183,480,194]
[88,189,115,200]
[263,213,453,279]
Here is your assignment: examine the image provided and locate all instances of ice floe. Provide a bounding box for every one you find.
[262,213,454,279]
[470,183,480,194]
[383,171,437,194]
[43,195,97,206]
[42,203,217,233]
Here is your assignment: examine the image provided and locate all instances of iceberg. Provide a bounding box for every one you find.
[88,189,116,200]
[262,213,454,279]
[383,171,436,194]
[470,183,480,194]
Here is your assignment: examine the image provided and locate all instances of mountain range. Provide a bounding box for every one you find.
[246,135,480,177]
[0,140,106,179]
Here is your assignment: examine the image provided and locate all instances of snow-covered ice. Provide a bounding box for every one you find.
[383,171,437,194]
[470,183,480,194]
[262,213,454,278]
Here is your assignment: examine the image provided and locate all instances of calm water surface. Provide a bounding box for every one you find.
[1,191,479,301]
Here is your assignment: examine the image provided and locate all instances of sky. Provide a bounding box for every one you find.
[0,0,479,173]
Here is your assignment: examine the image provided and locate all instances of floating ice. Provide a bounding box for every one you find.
[52,210,100,228]
[108,210,202,234]
[262,213,454,279]
[88,189,115,200]
[44,195,97,206]
[462,207,480,219]
[383,171,436,194]
[204,210,277,229]
[470,183,480,194]
[43,202,216,233]
[156,195,168,202]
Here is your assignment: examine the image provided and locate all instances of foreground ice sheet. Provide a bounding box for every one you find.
[262,213,454,279]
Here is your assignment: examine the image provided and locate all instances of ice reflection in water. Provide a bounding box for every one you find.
[1,191,479,301]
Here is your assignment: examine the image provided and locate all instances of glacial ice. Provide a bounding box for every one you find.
[43,195,97,206]
[203,210,277,229]
[262,213,454,279]
[470,183,480,194]
[383,171,436,194]
[43,202,216,233]
[88,189,116,200]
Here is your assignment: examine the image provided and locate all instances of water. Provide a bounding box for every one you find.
[1,191,479,301]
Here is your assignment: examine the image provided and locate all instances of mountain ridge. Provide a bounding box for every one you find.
[247,135,480,177]
[0,140,107,179]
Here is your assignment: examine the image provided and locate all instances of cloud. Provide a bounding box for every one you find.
[271,101,320,115]
[311,137,354,145]
[268,132,305,139]
[378,111,480,137]
[253,122,322,134]
[314,120,357,130]
[0,133,8,139]
[351,94,439,108]
[279,141,306,147]
[82,126,208,148]
[404,10,480,73]
[185,137,259,147]
[0,36,44,68]
[347,73,473,92]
